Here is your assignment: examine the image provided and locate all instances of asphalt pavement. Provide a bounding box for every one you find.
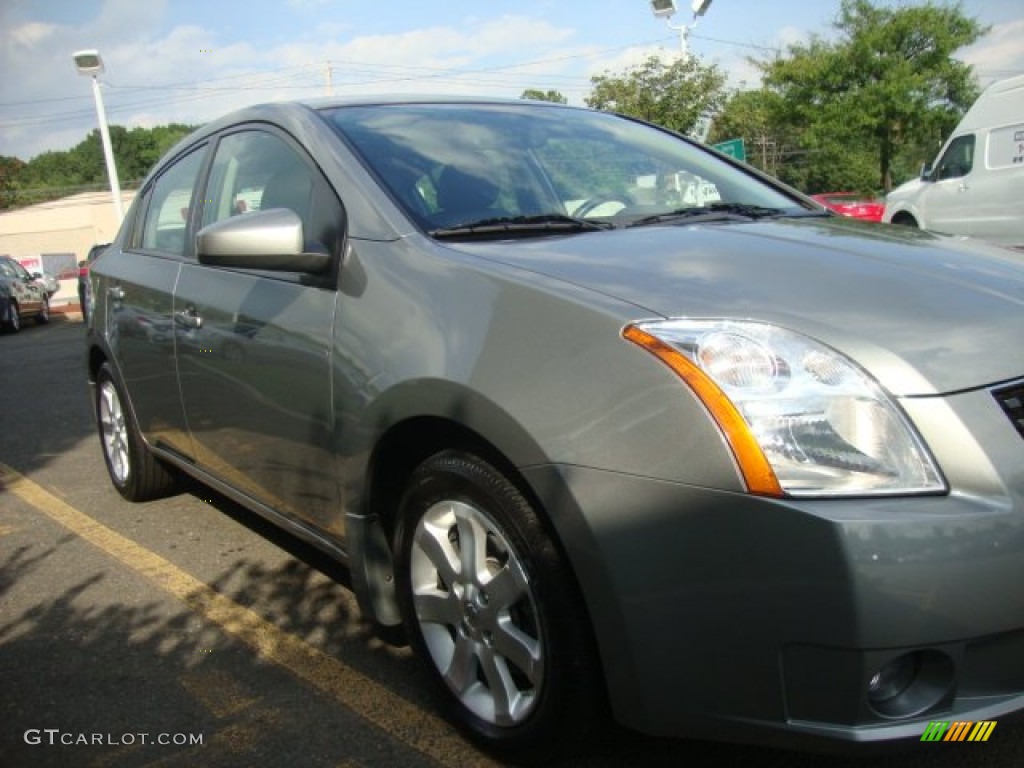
[1,317,1020,767]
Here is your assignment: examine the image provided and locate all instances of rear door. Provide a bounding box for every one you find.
[174,126,344,533]
[97,144,208,461]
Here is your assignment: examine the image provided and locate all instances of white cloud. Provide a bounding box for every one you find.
[959,19,1024,84]
[10,22,57,48]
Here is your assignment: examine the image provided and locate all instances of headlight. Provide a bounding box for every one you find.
[624,320,945,497]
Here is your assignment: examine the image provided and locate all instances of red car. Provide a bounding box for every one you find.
[811,192,884,222]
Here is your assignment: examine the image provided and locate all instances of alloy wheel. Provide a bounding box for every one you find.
[409,498,544,726]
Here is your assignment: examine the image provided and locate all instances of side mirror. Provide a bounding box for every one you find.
[919,163,933,182]
[196,208,330,274]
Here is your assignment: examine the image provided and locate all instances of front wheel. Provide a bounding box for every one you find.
[95,362,178,501]
[394,450,605,759]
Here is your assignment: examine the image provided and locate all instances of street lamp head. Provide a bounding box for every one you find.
[650,0,676,19]
[691,0,713,17]
[73,49,105,76]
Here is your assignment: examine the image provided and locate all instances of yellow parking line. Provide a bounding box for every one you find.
[0,463,498,768]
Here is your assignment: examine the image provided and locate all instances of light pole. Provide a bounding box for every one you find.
[73,49,124,224]
[649,0,714,59]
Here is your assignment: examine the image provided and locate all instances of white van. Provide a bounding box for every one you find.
[883,74,1024,248]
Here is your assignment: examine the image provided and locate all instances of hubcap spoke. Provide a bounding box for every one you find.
[477,644,518,723]
[483,564,527,612]
[492,618,543,686]
[444,634,478,695]
[415,507,461,586]
[453,505,489,585]
[413,590,462,626]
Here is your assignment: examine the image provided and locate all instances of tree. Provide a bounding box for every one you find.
[520,89,568,104]
[757,0,985,191]
[586,54,728,136]
[707,89,790,176]
[1,123,197,210]
[0,156,26,209]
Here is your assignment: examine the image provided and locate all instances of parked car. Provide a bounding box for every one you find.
[86,97,1024,759]
[810,192,884,222]
[1,254,50,332]
[79,243,109,324]
[884,74,1024,248]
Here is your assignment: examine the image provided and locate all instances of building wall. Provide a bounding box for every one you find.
[0,190,136,264]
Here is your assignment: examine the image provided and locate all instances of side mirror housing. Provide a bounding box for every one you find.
[196,208,330,274]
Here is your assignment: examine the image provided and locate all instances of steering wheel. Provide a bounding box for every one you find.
[571,196,629,218]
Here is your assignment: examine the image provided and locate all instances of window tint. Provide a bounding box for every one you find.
[934,134,975,181]
[141,148,205,255]
[202,130,343,259]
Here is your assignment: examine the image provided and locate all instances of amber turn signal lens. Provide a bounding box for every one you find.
[623,324,784,497]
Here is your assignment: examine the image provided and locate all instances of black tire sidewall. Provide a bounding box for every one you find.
[394,450,604,757]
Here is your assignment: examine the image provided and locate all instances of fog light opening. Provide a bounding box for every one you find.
[868,655,918,705]
[867,650,954,719]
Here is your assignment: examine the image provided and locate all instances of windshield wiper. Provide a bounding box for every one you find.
[627,202,792,228]
[430,213,615,238]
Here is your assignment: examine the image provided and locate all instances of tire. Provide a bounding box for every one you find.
[394,450,605,760]
[4,300,21,333]
[95,362,178,501]
[36,297,50,325]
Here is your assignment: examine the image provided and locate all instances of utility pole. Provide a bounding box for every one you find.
[325,61,334,98]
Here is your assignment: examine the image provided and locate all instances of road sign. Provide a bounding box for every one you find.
[712,138,746,162]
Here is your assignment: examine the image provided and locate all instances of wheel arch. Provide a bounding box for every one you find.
[345,383,596,642]
[890,209,919,228]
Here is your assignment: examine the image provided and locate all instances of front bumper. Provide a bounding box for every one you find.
[522,428,1024,748]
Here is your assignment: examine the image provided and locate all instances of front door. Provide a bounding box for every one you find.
[174,127,345,533]
[922,133,976,237]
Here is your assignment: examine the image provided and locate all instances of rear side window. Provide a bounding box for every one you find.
[140,148,206,255]
[986,123,1024,170]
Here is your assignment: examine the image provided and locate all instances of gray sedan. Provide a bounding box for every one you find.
[85,97,1024,760]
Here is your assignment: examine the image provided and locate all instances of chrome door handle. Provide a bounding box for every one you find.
[174,308,203,330]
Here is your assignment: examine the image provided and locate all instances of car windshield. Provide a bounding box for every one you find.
[322,103,813,235]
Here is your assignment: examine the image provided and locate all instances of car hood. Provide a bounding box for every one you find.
[449,217,1024,396]
[885,177,924,205]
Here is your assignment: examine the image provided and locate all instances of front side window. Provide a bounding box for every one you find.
[202,129,343,259]
[934,134,975,181]
[140,147,206,255]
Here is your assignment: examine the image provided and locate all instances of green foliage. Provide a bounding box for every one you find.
[520,89,568,104]
[2,123,197,210]
[586,54,728,136]
[753,0,985,192]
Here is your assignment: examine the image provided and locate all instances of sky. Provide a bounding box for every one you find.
[2,0,1023,163]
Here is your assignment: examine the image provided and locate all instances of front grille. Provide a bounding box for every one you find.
[993,382,1024,439]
